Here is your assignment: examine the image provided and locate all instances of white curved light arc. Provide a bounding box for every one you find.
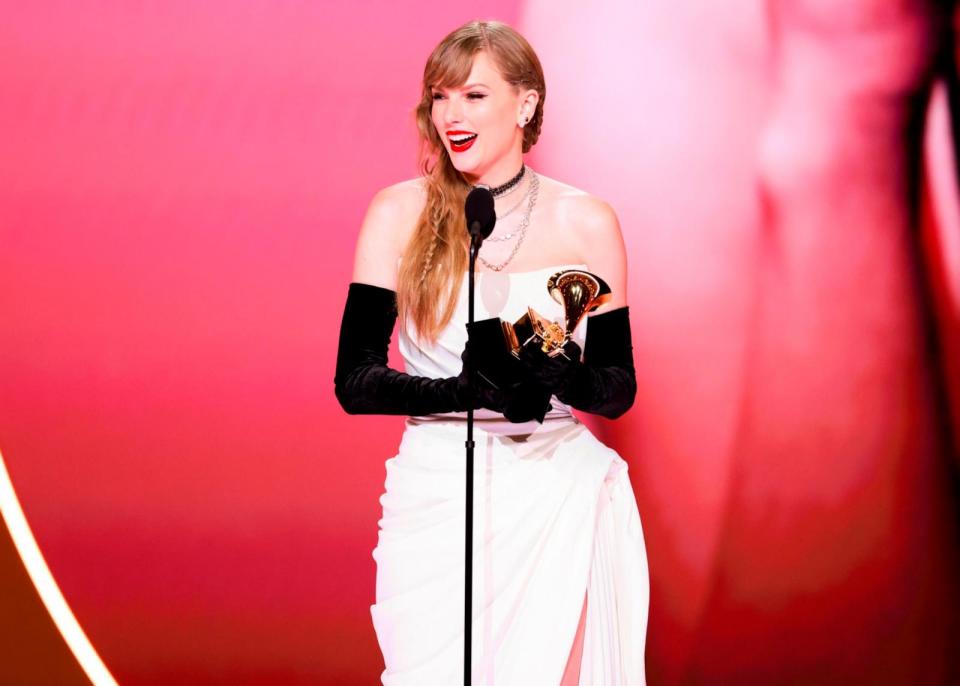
[925,80,960,315]
[0,450,118,686]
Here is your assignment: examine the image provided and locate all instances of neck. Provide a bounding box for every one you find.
[463,155,525,188]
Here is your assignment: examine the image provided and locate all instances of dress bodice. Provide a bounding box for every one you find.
[399,264,589,421]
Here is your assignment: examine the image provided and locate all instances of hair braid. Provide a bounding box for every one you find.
[418,197,444,286]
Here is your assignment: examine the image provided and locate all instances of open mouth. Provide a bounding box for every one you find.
[448,133,478,152]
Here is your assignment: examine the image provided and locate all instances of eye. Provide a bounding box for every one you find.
[431,92,445,101]
[467,92,486,100]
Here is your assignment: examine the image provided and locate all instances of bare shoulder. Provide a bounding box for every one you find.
[352,177,427,289]
[537,174,628,308]
[361,178,427,248]
[537,174,624,258]
[541,176,621,238]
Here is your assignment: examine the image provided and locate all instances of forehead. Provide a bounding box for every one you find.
[464,52,504,84]
[432,51,509,90]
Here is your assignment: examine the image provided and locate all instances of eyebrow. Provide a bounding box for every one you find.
[432,83,490,91]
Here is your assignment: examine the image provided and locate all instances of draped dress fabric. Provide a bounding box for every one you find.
[370,265,649,685]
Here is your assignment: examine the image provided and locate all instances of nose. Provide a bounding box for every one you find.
[443,96,464,125]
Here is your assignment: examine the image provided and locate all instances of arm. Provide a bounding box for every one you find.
[351,181,421,290]
[519,195,636,419]
[334,282,474,415]
[335,182,502,416]
[518,307,636,419]
[568,195,628,314]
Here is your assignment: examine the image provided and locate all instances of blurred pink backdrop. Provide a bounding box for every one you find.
[1,1,958,684]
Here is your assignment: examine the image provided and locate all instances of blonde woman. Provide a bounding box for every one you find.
[335,20,649,685]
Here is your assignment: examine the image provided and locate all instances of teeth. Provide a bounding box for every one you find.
[450,134,477,144]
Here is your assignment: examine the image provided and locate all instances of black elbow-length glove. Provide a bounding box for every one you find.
[335,282,503,416]
[517,306,637,419]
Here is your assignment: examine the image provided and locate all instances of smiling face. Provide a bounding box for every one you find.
[429,51,538,184]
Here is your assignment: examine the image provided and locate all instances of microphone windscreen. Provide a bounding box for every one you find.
[465,186,496,239]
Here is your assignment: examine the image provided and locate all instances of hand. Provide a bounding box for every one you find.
[501,379,553,423]
[456,345,505,412]
[518,338,582,395]
[457,344,552,422]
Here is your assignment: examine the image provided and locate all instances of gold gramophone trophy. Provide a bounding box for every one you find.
[502,269,612,359]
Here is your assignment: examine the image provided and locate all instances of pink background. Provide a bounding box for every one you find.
[1,1,958,684]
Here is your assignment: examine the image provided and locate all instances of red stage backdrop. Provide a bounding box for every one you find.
[1,1,958,685]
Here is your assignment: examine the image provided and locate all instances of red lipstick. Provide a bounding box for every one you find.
[447,130,478,153]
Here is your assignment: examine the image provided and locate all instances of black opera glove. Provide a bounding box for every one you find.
[458,344,508,413]
[334,282,501,415]
[517,306,637,419]
[500,377,553,424]
[517,338,581,394]
[463,340,551,423]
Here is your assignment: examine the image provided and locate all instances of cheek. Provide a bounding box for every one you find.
[485,106,514,143]
[430,110,445,140]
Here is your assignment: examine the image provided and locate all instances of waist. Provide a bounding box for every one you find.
[406,411,579,437]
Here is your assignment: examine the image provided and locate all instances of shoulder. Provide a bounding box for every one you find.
[362,177,427,245]
[352,177,427,288]
[370,177,427,210]
[538,175,624,253]
[537,174,628,308]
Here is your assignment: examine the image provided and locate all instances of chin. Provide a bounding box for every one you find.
[449,154,485,178]
[442,146,480,173]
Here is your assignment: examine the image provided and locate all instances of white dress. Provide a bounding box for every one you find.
[370,265,649,685]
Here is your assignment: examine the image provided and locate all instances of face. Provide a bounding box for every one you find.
[430,51,537,181]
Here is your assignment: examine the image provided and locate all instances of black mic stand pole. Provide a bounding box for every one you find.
[463,231,480,686]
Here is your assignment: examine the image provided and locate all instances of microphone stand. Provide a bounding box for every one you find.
[464,230,480,686]
[462,183,492,685]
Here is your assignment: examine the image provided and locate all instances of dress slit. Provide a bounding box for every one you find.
[560,590,588,685]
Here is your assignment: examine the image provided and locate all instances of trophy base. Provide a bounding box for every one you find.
[504,308,568,358]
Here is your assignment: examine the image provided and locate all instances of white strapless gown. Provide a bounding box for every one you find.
[370,265,649,685]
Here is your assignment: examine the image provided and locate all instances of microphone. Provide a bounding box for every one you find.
[464,185,496,247]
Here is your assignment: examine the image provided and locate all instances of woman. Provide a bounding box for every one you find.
[335,20,649,685]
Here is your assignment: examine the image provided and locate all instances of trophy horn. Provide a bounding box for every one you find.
[547,269,612,341]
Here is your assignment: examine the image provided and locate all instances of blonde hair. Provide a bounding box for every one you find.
[397,20,546,341]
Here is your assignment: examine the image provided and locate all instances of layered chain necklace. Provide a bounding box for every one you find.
[477,168,539,272]
[487,177,531,230]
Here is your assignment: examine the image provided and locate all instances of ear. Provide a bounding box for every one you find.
[518,88,540,125]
